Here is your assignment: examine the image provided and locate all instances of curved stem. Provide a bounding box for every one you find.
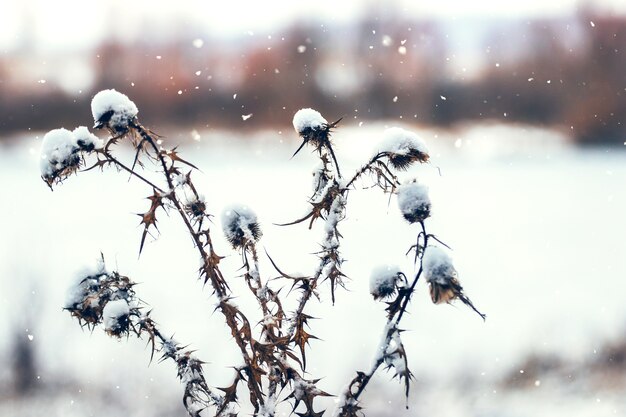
[344,153,383,190]
[129,122,265,410]
[396,221,428,324]
[336,221,428,415]
[101,149,165,193]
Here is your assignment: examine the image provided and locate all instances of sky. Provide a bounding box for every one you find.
[0,0,625,52]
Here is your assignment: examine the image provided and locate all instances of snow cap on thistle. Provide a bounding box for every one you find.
[397,179,431,223]
[293,108,328,136]
[91,89,138,133]
[221,204,262,249]
[40,126,102,186]
[369,265,403,300]
[72,126,103,152]
[422,245,459,304]
[39,128,80,183]
[378,127,429,169]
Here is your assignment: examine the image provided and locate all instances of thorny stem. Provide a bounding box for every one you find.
[340,323,397,408]
[337,221,428,414]
[128,121,266,411]
[286,153,395,342]
[148,321,224,407]
[286,284,315,339]
[99,148,165,193]
[245,244,270,317]
[396,221,428,324]
[344,153,400,192]
[326,142,342,179]
[344,153,383,190]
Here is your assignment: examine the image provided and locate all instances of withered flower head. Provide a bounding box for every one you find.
[369,265,403,300]
[378,127,429,170]
[293,108,328,137]
[91,89,138,133]
[221,204,262,249]
[422,245,460,304]
[422,245,485,319]
[397,179,431,223]
[39,126,103,187]
[184,194,207,218]
[292,108,334,150]
[39,127,87,187]
[64,257,109,326]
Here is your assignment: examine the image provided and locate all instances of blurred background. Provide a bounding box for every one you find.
[1,1,625,416]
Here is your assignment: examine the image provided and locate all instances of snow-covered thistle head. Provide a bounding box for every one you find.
[422,246,460,304]
[184,194,207,219]
[221,204,262,249]
[423,246,486,319]
[91,89,138,133]
[64,256,143,331]
[291,108,343,176]
[397,180,431,223]
[378,127,429,170]
[40,126,102,187]
[293,108,328,137]
[422,245,457,294]
[40,128,80,186]
[369,265,404,300]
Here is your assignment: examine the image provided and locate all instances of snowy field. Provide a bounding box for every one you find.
[1,122,625,416]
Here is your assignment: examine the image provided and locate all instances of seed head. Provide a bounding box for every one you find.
[397,180,431,223]
[221,204,262,249]
[40,128,81,186]
[422,246,460,304]
[369,265,403,300]
[378,127,429,170]
[91,89,138,133]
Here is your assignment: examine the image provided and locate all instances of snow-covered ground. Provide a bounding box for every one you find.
[1,122,625,416]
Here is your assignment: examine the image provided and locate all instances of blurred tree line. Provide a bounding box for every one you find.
[0,12,623,144]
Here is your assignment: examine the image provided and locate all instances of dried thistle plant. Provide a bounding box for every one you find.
[40,89,484,417]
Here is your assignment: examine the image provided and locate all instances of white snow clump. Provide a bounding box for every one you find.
[102,299,130,332]
[39,128,79,178]
[369,265,402,300]
[221,204,262,248]
[422,246,456,285]
[376,127,429,169]
[293,108,327,134]
[379,127,428,156]
[397,180,431,223]
[72,125,104,151]
[40,126,103,182]
[91,89,138,132]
